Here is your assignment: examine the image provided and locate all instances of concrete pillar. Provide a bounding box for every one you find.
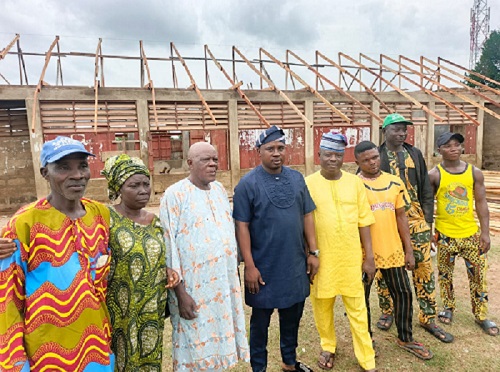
[476,99,484,168]
[304,99,315,175]
[135,99,150,165]
[426,101,435,165]
[228,99,240,192]
[25,98,50,199]
[135,99,155,197]
[370,101,381,145]
[182,131,190,170]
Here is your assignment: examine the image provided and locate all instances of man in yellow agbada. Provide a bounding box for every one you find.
[305,132,376,372]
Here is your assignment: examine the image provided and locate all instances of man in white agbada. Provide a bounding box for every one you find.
[160,142,250,371]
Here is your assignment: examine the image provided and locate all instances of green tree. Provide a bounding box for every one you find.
[467,30,500,89]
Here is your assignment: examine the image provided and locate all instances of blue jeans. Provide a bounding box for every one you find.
[250,301,305,372]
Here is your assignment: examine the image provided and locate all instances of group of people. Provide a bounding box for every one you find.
[0,112,496,372]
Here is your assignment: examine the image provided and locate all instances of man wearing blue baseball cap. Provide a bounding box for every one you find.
[233,125,319,372]
[305,131,376,371]
[376,114,454,343]
[0,136,115,371]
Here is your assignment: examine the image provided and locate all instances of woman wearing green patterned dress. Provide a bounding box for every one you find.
[103,154,179,372]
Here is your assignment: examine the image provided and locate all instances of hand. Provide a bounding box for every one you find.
[431,233,438,253]
[0,238,17,259]
[166,268,180,289]
[479,231,491,254]
[405,251,415,270]
[307,255,319,284]
[244,266,265,294]
[362,257,376,283]
[177,291,198,320]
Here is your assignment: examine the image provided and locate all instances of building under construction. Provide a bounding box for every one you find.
[1,34,500,212]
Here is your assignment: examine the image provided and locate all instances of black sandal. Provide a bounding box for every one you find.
[475,319,499,336]
[376,314,393,331]
[420,322,454,343]
[438,309,453,325]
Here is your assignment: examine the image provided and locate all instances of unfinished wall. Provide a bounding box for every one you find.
[0,135,37,211]
[482,104,500,170]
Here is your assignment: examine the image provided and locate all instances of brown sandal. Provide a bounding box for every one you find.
[396,339,433,360]
[317,351,335,370]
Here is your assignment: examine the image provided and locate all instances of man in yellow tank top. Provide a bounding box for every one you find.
[429,132,498,336]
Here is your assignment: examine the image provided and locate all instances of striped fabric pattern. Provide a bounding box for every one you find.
[0,198,114,372]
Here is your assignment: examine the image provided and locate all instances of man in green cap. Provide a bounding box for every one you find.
[375,113,454,343]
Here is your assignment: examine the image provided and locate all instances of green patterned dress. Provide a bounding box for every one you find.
[107,207,168,372]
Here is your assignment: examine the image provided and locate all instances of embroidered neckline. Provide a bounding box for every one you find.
[256,166,296,209]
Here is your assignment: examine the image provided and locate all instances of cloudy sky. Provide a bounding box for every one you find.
[1,0,499,89]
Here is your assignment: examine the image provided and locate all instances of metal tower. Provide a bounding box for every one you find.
[470,0,491,69]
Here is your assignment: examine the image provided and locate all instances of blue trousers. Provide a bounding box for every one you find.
[250,301,305,372]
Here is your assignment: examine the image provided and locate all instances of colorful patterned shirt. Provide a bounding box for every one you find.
[0,198,114,372]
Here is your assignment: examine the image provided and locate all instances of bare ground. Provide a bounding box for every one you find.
[1,210,499,371]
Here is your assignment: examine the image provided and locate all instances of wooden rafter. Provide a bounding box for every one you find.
[287,49,382,123]
[233,46,312,127]
[261,48,351,124]
[0,34,19,60]
[31,35,60,132]
[16,38,28,85]
[171,42,217,127]
[438,57,500,94]
[140,41,159,129]
[340,52,445,122]
[205,45,270,128]
[93,38,102,132]
[401,56,500,122]
[317,51,394,113]
[421,57,500,100]
[376,54,480,126]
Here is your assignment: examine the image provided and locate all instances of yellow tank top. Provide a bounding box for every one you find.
[435,163,478,238]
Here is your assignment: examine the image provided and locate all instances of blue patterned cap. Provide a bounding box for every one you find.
[256,125,286,148]
[319,132,347,153]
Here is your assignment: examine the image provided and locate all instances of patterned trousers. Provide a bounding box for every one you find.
[375,230,437,325]
[436,230,488,321]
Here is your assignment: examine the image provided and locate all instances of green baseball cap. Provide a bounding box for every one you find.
[382,113,413,129]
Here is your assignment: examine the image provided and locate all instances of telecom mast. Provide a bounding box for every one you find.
[469,0,491,69]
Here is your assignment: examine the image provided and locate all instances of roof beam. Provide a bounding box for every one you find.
[31,35,59,132]
[171,42,217,127]
[287,49,382,123]
[422,56,500,99]
[93,38,102,132]
[16,38,28,85]
[260,48,351,124]
[377,54,480,126]
[340,52,444,123]
[316,51,394,113]
[0,34,19,60]
[233,46,312,127]
[402,56,500,123]
[205,45,270,128]
[140,41,159,130]
[438,57,500,94]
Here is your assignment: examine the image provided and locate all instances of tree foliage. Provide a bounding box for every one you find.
[466,30,500,89]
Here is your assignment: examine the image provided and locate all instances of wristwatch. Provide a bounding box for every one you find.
[309,250,320,258]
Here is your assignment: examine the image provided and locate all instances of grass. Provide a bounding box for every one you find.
[163,242,500,371]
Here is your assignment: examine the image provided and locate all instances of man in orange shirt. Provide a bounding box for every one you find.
[356,141,433,360]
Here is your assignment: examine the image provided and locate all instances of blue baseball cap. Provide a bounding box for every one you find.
[40,136,95,167]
